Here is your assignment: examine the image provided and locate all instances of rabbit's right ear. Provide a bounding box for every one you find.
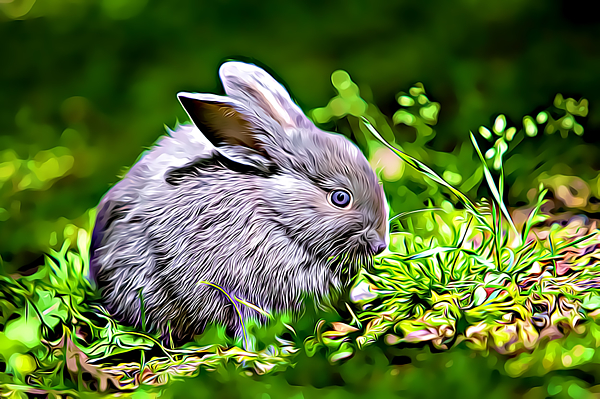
[219,62,312,131]
[178,92,274,172]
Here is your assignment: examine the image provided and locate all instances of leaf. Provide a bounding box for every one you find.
[473,286,487,307]
[582,294,600,311]
[303,337,322,357]
[5,313,41,349]
[328,342,355,364]
[404,246,457,261]
[330,322,359,334]
[34,290,68,329]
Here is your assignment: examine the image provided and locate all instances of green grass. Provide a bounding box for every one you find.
[2,189,600,396]
[2,148,600,397]
[304,120,600,374]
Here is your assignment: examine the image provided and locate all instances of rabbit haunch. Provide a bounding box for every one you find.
[90,61,388,342]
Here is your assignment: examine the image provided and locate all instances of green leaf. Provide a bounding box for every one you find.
[5,313,42,349]
[304,337,322,357]
[328,342,355,364]
[34,290,69,329]
[582,294,600,311]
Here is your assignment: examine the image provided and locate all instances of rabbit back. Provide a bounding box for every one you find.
[91,128,338,339]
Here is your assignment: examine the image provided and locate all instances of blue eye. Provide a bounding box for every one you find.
[329,189,352,208]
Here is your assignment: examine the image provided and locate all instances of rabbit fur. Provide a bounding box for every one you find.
[90,61,389,342]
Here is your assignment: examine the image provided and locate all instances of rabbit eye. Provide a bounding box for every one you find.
[328,189,352,208]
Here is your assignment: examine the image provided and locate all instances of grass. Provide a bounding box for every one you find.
[304,120,600,372]
[1,83,599,397]
[0,239,300,395]
[2,147,600,396]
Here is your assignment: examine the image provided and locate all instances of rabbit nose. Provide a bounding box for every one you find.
[365,229,387,255]
[370,239,387,255]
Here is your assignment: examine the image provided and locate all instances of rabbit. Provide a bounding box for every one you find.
[89,61,389,344]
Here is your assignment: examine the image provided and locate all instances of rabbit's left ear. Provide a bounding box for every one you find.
[219,62,312,131]
[177,92,275,173]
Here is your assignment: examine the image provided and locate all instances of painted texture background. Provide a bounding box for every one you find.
[1,1,600,397]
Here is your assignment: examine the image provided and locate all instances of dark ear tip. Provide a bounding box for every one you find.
[178,93,200,114]
[178,92,203,106]
[177,92,191,103]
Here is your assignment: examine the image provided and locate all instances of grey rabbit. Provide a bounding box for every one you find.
[90,61,389,343]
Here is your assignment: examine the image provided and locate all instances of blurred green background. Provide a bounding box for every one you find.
[1,0,599,397]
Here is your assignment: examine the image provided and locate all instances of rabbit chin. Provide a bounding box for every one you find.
[326,245,374,279]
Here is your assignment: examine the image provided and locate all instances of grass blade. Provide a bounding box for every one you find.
[361,117,491,231]
[470,132,519,239]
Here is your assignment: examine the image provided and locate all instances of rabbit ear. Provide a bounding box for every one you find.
[219,61,311,130]
[178,92,274,172]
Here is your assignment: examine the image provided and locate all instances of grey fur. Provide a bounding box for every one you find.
[90,62,388,342]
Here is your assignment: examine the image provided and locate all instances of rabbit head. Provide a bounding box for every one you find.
[91,61,388,342]
[178,62,388,268]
